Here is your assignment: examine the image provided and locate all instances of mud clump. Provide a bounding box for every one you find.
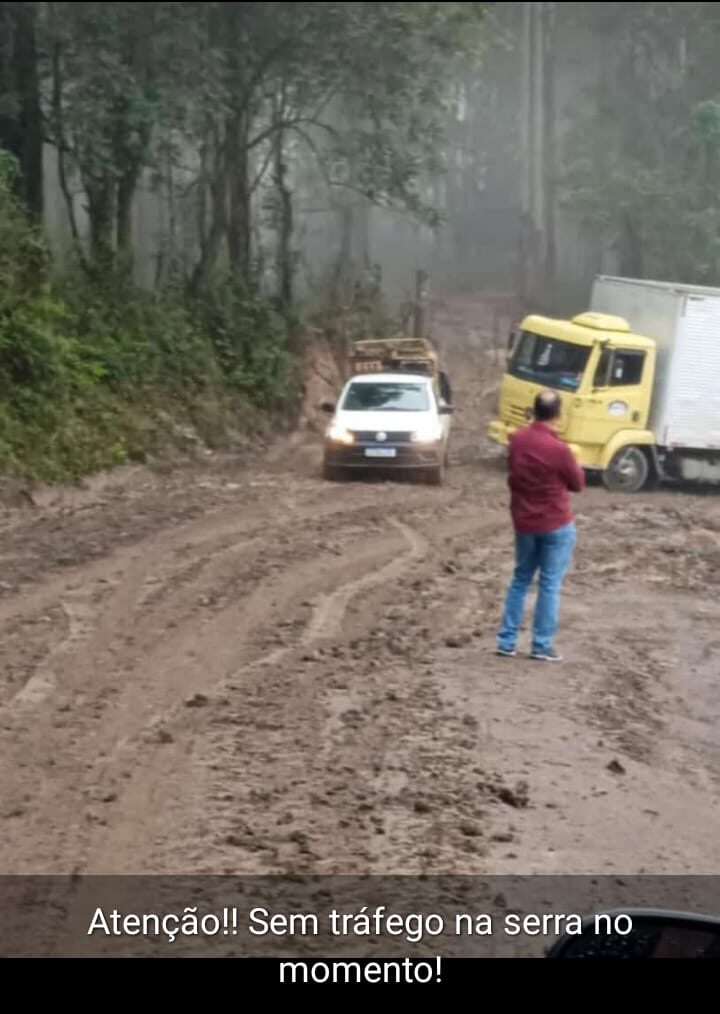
[480,780,531,810]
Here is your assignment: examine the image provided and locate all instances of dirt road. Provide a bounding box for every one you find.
[1,301,720,879]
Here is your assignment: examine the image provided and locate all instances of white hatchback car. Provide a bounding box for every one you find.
[322,373,454,486]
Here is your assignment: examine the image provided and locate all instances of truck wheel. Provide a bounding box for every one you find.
[603,447,650,494]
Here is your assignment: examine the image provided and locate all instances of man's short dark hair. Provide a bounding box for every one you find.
[534,391,562,422]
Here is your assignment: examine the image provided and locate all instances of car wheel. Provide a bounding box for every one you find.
[323,463,345,483]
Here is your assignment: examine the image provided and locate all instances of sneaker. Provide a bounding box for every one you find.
[496,647,517,658]
[531,649,564,663]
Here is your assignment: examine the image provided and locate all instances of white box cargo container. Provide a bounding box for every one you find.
[591,276,720,452]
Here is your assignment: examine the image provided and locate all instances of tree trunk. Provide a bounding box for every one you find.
[619,215,644,278]
[273,120,294,312]
[86,178,116,268]
[191,132,228,293]
[50,34,86,265]
[542,2,558,311]
[531,2,546,254]
[519,1,546,310]
[115,118,151,269]
[188,4,226,294]
[117,168,139,264]
[0,3,43,218]
[197,134,210,251]
[413,270,430,339]
[165,142,178,283]
[334,204,355,300]
[14,2,42,218]
[520,1,533,223]
[227,112,251,284]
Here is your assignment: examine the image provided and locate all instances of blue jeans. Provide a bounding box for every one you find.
[498,524,577,655]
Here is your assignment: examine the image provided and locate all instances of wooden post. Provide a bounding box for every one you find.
[414,270,430,338]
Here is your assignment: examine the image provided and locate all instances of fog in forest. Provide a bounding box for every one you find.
[26,3,720,313]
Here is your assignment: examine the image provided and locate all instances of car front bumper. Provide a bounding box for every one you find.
[324,440,444,470]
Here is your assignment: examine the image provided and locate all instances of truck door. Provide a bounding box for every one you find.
[572,347,654,449]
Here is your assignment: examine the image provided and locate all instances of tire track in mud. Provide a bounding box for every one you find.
[0,489,451,721]
[9,507,427,872]
[4,593,97,713]
[31,516,429,874]
[0,482,453,636]
[303,521,428,644]
[91,512,502,876]
[0,497,395,870]
[0,464,509,876]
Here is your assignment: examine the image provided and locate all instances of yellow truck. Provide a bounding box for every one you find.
[490,276,720,493]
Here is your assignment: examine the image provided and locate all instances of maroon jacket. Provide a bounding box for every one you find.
[508,422,586,535]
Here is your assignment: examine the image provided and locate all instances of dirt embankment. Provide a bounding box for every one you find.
[1,298,719,882]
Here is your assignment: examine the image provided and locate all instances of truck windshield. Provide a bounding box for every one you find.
[342,382,430,413]
[509,332,591,393]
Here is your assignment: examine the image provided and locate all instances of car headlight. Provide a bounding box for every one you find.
[411,424,444,444]
[327,425,355,447]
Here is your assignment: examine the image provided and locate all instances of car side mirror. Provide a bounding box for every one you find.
[320,402,336,415]
[439,405,455,417]
[547,911,720,960]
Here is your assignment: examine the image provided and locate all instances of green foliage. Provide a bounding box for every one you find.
[191,281,296,411]
[561,2,720,284]
[60,274,222,395]
[46,4,191,185]
[0,150,20,185]
[0,161,70,395]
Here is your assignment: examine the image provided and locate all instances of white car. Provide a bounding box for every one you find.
[322,373,454,486]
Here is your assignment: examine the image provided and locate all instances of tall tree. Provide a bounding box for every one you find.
[189,2,486,291]
[45,1,198,269]
[0,2,43,218]
[561,2,720,284]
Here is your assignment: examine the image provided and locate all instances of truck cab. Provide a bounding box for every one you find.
[490,313,658,492]
[492,276,720,493]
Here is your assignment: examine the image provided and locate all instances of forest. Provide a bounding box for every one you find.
[1,2,720,479]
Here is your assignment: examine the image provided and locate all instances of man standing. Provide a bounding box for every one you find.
[497,391,585,663]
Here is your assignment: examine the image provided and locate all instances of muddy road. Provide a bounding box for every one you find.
[1,301,720,879]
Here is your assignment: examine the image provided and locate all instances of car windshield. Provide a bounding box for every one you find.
[342,382,431,413]
[509,332,591,393]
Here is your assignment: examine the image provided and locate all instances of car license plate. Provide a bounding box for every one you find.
[365,448,397,459]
